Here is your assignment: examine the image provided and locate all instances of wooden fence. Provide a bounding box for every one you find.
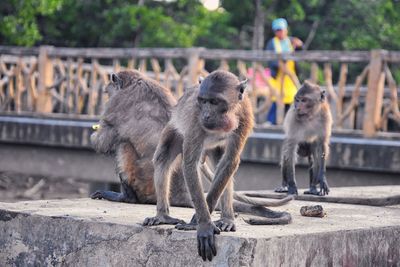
[0,46,400,137]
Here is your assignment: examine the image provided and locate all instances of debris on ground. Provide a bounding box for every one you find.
[300,205,326,218]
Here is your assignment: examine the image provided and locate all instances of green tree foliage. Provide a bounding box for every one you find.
[1,0,237,48]
[1,0,400,51]
[222,0,400,51]
[0,0,63,46]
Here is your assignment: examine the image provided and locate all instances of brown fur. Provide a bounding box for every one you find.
[90,70,190,204]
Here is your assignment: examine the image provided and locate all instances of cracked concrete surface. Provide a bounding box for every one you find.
[0,192,400,266]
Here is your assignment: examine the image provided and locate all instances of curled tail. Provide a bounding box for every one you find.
[233,201,292,225]
[200,162,294,207]
[233,193,294,207]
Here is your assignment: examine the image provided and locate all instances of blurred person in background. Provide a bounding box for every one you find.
[265,18,303,124]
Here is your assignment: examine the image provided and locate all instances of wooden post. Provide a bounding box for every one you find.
[37,46,54,113]
[363,50,386,137]
[187,48,203,86]
[310,63,319,83]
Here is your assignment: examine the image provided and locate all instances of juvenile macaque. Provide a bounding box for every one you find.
[276,81,332,195]
[143,71,293,262]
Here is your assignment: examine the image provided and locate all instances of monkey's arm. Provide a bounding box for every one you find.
[90,122,119,154]
[281,139,298,195]
[182,138,220,262]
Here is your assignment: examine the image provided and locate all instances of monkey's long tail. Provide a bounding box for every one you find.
[233,193,294,207]
[233,201,292,225]
[200,162,294,207]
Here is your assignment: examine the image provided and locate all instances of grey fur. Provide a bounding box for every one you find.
[278,81,333,196]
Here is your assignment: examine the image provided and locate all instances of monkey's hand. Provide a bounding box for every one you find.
[214,218,236,232]
[143,214,185,226]
[197,221,220,261]
[319,179,330,196]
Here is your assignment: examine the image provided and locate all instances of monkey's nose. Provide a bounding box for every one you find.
[203,114,211,121]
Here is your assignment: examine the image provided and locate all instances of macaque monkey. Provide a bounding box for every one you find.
[143,71,293,262]
[275,81,332,196]
[90,70,192,205]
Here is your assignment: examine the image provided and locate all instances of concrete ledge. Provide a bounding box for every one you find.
[2,115,400,173]
[1,197,399,266]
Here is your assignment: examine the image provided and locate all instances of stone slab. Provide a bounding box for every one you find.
[1,195,400,266]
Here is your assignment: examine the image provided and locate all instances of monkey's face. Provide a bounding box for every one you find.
[197,93,237,132]
[196,70,247,132]
[294,82,326,121]
[294,95,321,121]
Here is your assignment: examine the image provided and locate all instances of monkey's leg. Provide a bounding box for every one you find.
[316,142,329,195]
[207,148,236,232]
[304,151,319,195]
[281,139,298,195]
[214,179,236,231]
[307,142,329,196]
[143,126,185,226]
[276,141,310,194]
[91,143,139,203]
[90,172,138,203]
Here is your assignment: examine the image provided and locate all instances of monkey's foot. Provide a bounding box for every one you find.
[90,190,138,203]
[274,186,288,193]
[304,187,319,195]
[90,190,105,199]
[143,215,185,226]
[175,222,197,231]
[214,218,236,232]
[176,213,198,231]
[197,222,220,261]
[90,190,129,202]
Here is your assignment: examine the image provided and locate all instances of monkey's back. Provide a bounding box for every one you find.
[99,71,189,203]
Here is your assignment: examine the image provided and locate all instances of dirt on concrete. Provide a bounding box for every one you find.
[0,172,90,202]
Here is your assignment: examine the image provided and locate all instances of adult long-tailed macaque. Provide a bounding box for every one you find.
[90,70,192,206]
[143,70,293,262]
[91,70,292,211]
[275,81,332,196]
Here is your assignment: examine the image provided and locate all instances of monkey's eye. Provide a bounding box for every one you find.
[296,97,307,103]
[209,99,219,105]
[197,97,207,105]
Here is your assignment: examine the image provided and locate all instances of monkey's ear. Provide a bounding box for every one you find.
[111,73,123,89]
[321,89,326,101]
[237,79,248,100]
[238,79,248,92]
[198,76,204,84]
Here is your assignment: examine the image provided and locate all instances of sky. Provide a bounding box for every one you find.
[201,0,220,10]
